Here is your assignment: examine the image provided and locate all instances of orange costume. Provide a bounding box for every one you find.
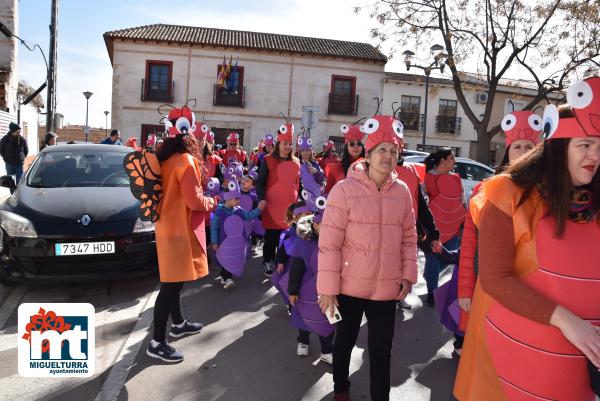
[454,175,599,401]
[155,153,217,282]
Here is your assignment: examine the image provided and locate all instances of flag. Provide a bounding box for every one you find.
[227,57,239,93]
[216,55,227,88]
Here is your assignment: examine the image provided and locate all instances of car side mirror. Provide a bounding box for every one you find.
[0,175,16,194]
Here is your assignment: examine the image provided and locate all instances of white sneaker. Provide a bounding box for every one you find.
[223,278,235,289]
[398,299,412,309]
[320,353,333,365]
[297,343,309,356]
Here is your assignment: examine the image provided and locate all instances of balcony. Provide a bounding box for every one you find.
[398,112,424,132]
[213,84,245,107]
[141,79,174,102]
[436,115,462,134]
[328,93,359,116]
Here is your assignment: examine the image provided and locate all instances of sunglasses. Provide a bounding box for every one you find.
[348,141,363,147]
[227,143,237,147]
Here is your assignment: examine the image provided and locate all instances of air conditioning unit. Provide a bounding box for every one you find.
[476,92,488,103]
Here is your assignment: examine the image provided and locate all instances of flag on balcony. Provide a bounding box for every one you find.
[227,57,239,94]
[217,55,227,88]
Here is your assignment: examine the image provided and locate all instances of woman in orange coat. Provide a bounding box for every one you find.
[454,87,600,401]
[146,125,218,363]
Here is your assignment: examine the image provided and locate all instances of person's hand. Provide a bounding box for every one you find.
[458,297,472,312]
[276,263,284,273]
[257,200,267,210]
[318,294,339,318]
[551,306,600,368]
[431,240,442,253]
[308,165,317,174]
[289,295,298,307]
[397,279,412,301]
[211,244,218,252]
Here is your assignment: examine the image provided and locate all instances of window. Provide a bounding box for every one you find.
[437,99,460,134]
[400,95,422,131]
[211,128,244,148]
[214,65,245,107]
[141,124,164,146]
[143,61,173,102]
[454,162,493,181]
[328,75,357,115]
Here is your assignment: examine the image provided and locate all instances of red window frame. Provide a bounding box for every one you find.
[329,75,357,115]
[144,60,173,101]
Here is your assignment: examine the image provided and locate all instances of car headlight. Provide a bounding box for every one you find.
[133,217,155,233]
[0,210,37,238]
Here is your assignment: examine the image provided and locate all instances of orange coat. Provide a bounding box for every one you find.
[155,153,217,283]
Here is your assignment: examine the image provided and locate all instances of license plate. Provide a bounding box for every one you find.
[55,241,115,256]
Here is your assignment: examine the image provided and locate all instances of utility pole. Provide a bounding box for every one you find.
[45,0,59,132]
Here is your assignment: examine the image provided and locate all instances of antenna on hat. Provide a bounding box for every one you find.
[508,100,515,112]
[279,112,290,124]
[157,103,176,114]
[352,117,366,125]
[372,97,383,115]
[391,101,402,118]
[532,105,544,114]
[184,99,197,108]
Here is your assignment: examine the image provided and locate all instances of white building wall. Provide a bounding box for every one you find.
[111,41,385,150]
[383,78,485,158]
[0,0,19,115]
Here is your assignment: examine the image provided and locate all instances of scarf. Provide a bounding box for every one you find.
[569,187,595,223]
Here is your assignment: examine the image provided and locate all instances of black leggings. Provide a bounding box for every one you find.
[263,229,282,263]
[333,294,396,401]
[152,281,185,342]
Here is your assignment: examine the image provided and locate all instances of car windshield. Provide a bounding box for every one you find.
[27,150,129,188]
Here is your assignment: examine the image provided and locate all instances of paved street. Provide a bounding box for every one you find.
[0,250,458,401]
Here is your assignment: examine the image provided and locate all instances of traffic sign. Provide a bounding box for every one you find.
[301,106,319,130]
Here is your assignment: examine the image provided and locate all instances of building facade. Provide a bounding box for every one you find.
[104,24,387,151]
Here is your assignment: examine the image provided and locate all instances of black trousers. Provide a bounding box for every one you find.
[152,281,185,342]
[263,229,282,264]
[333,294,396,401]
[298,329,335,354]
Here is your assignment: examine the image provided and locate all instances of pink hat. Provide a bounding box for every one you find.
[206,131,215,144]
[542,104,588,140]
[501,111,542,146]
[340,124,365,144]
[227,132,240,144]
[566,77,600,137]
[361,115,404,152]
[193,123,210,140]
[277,123,294,143]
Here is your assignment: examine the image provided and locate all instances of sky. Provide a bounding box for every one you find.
[17,0,412,129]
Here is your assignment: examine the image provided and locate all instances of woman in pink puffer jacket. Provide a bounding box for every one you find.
[317,115,418,401]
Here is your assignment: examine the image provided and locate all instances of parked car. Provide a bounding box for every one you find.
[403,155,495,201]
[402,149,429,157]
[0,144,157,283]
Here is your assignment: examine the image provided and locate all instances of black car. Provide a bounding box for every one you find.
[0,144,157,283]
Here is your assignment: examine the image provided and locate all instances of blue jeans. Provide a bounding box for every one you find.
[5,163,23,184]
[424,236,460,294]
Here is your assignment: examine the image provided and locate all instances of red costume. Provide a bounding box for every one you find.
[324,124,365,193]
[424,172,465,244]
[219,132,247,164]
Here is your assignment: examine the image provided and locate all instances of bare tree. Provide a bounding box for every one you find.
[358,0,600,163]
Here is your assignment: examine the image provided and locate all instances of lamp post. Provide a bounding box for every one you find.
[83,91,93,142]
[402,44,447,150]
[103,111,109,136]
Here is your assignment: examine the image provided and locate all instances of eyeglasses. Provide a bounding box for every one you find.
[348,141,363,147]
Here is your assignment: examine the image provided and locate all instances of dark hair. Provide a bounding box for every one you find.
[273,141,298,162]
[495,145,512,174]
[342,143,365,176]
[156,134,201,163]
[201,141,214,159]
[285,200,304,225]
[44,132,57,145]
[505,108,600,238]
[424,147,454,171]
[298,149,315,163]
[110,129,119,137]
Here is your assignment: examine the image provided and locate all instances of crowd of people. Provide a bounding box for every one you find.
[127,76,600,401]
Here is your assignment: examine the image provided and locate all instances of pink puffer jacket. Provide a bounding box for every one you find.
[317,161,418,301]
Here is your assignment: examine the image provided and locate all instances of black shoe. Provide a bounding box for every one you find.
[169,320,203,338]
[262,261,273,277]
[146,341,183,363]
[425,293,435,307]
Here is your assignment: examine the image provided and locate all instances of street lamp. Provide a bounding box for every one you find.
[402,44,447,149]
[83,91,93,143]
[104,111,109,136]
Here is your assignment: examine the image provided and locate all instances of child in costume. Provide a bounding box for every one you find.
[297,131,325,193]
[211,180,265,289]
[288,212,335,364]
